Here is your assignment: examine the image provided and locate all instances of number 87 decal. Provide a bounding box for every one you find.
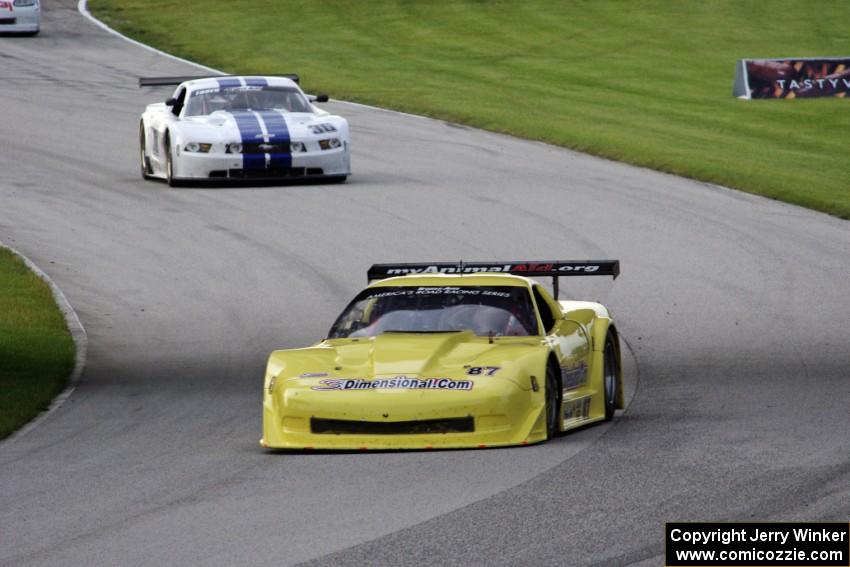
[466,366,500,376]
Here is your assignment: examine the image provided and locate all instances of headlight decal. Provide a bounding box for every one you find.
[184,142,212,153]
[318,138,341,150]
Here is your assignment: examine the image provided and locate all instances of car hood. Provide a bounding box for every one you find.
[269,332,545,389]
[178,111,343,141]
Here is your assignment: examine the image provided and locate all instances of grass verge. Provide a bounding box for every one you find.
[91,0,850,218]
[0,247,75,440]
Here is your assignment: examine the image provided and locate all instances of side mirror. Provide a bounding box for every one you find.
[314,94,329,103]
[165,97,177,106]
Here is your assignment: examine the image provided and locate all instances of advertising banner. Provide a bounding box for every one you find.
[733,57,850,99]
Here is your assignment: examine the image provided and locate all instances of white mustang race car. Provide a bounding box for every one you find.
[139,75,350,185]
[0,0,40,35]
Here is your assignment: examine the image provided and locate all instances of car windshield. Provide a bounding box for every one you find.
[183,86,313,116]
[328,286,539,339]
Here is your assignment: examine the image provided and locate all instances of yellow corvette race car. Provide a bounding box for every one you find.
[261,261,623,450]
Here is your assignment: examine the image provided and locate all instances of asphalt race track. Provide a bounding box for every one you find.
[1,3,849,566]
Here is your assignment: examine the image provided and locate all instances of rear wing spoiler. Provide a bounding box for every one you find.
[367,260,619,297]
[138,74,300,87]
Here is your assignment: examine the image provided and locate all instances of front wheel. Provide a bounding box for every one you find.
[545,363,561,440]
[139,123,153,180]
[603,334,619,421]
[164,134,180,187]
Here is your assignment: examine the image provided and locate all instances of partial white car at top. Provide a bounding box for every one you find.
[139,75,350,186]
[0,0,40,35]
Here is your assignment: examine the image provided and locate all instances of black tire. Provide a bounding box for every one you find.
[164,134,180,187]
[139,123,153,180]
[603,334,618,421]
[545,362,561,440]
[326,175,347,184]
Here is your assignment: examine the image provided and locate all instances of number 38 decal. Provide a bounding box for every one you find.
[310,123,337,134]
[466,366,500,376]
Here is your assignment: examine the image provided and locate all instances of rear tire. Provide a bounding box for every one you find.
[545,362,561,440]
[603,334,618,421]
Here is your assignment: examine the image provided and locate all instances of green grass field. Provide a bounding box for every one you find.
[0,248,75,439]
[92,0,850,218]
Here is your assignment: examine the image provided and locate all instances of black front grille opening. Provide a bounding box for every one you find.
[207,168,324,179]
[226,167,306,179]
[311,417,474,435]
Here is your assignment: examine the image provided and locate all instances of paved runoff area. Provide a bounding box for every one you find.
[1,1,849,566]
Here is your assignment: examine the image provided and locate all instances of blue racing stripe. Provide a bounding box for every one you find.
[257,111,292,169]
[229,111,266,170]
[216,78,242,88]
[244,77,268,87]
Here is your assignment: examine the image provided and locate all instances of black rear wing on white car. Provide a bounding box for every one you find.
[367,260,620,297]
[138,74,300,87]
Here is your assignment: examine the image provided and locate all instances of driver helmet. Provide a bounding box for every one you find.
[206,94,230,113]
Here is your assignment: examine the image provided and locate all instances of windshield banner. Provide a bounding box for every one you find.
[368,260,620,280]
[734,57,850,99]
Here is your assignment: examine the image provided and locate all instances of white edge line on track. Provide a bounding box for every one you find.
[78,0,846,224]
[77,0,220,74]
[78,0,443,122]
[0,242,88,446]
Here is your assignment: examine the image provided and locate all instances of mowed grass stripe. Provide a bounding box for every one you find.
[0,248,75,439]
[91,0,850,217]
